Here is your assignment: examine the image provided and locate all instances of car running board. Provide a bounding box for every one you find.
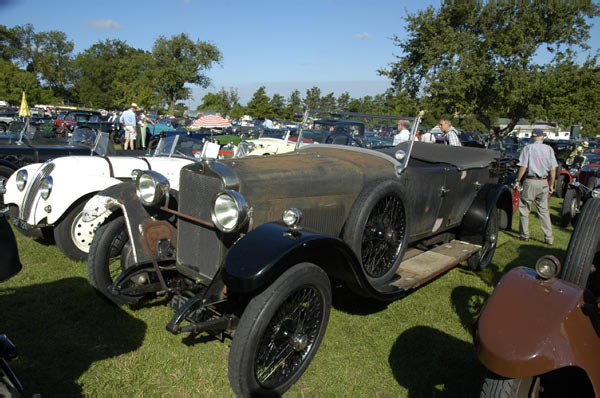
[390,240,481,291]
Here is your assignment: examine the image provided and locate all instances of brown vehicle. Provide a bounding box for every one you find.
[476,197,600,397]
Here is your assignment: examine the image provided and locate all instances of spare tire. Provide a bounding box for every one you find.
[342,180,409,287]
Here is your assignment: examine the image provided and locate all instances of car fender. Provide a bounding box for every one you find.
[3,163,43,207]
[477,267,600,393]
[41,174,125,225]
[460,184,513,244]
[221,223,407,300]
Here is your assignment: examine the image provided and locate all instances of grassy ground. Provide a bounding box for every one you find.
[1,197,572,397]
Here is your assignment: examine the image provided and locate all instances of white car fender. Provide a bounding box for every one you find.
[4,163,44,208]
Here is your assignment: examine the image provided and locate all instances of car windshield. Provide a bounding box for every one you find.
[153,134,207,160]
[70,127,98,147]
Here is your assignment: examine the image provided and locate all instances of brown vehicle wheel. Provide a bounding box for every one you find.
[561,197,600,293]
[342,180,408,287]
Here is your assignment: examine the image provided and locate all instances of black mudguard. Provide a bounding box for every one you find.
[460,184,513,245]
[222,223,407,301]
[0,158,19,172]
[0,215,22,282]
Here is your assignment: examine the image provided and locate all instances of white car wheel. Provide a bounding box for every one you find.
[70,210,111,253]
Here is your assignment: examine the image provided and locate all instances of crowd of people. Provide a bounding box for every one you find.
[392,118,462,146]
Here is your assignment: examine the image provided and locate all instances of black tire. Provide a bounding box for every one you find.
[342,180,408,286]
[560,188,579,228]
[228,263,331,397]
[480,373,536,398]
[87,215,140,305]
[467,206,499,270]
[0,165,15,205]
[0,122,8,133]
[555,174,566,198]
[53,200,96,261]
[560,198,600,290]
[148,138,159,150]
[587,176,597,190]
[111,130,122,145]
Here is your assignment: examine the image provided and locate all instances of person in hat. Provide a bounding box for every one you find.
[514,128,558,245]
[119,103,139,150]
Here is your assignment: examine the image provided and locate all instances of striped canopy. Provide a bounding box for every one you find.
[191,114,231,128]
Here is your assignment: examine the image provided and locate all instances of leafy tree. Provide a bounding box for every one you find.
[229,103,246,120]
[73,40,144,109]
[284,89,302,120]
[199,87,239,116]
[0,59,56,105]
[303,86,321,110]
[0,25,22,62]
[379,1,600,136]
[270,93,286,119]
[246,86,271,119]
[321,92,336,110]
[337,92,351,111]
[151,33,221,114]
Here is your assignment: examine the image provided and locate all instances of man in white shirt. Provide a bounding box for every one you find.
[393,120,412,145]
[420,129,436,143]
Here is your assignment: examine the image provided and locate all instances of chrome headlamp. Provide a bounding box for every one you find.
[39,176,53,199]
[592,188,600,199]
[283,208,302,229]
[16,170,28,191]
[535,255,561,280]
[211,190,249,232]
[136,170,170,207]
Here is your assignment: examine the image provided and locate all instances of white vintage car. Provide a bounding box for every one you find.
[4,134,213,261]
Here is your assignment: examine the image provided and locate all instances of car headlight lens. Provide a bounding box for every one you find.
[136,170,170,207]
[592,188,600,198]
[535,255,561,280]
[212,190,249,232]
[569,168,578,175]
[39,176,53,199]
[283,208,302,229]
[16,170,28,191]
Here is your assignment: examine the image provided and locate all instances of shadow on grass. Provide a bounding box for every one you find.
[331,283,390,315]
[450,286,489,336]
[388,326,485,397]
[0,277,147,397]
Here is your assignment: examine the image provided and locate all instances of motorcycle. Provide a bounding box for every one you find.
[0,193,24,397]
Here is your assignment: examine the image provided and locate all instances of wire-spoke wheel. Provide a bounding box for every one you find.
[229,263,331,396]
[468,206,499,270]
[343,180,408,286]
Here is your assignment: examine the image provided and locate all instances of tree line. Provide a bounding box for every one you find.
[1,1,599,137]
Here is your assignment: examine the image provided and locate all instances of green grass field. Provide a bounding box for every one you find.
[1,197,572,397]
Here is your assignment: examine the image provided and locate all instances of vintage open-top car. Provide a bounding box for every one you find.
[83,111,513,395]
[3,134,215,261]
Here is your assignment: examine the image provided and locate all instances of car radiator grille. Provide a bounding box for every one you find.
[177,167,225,282]
[19,162,55,221]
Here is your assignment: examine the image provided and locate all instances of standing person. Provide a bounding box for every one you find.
[393,120,413,145]
[263,117,274,129]
[514,128,558,245]
[438,119,462,146]
[420,128,436,143]
[136,108,155,149]
[119,103,138,150]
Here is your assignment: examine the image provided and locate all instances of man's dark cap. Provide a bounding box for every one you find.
[531,128,544,137]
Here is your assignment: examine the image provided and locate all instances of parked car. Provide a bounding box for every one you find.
[0,126,111,191]
[83,111,513,395]
[477,198,600,397]
[4,134,214,261]
[53,110,102,133]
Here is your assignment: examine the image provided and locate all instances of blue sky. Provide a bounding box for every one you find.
[2,0,600,107]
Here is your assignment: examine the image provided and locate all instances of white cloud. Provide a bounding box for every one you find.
[83,19,121,30]
[352,32,372,40]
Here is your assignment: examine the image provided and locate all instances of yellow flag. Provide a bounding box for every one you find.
[19,92,30,117]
